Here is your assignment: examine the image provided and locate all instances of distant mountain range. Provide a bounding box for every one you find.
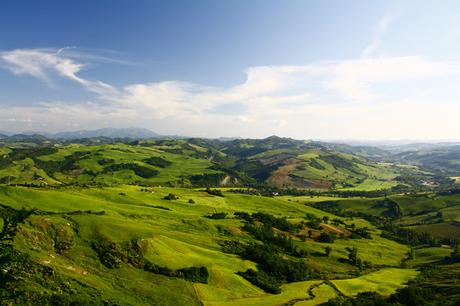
[51,127,160,139]
[0,128,161,140]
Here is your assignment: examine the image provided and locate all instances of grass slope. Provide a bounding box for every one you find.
[0,185,417,305]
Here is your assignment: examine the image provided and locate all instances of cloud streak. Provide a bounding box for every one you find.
[0,48,118,96]
[362,11,398,58]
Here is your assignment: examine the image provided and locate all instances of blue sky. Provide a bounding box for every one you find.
[1,0,460,139]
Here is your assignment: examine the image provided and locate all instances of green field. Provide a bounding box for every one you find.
[0,185,420,305]
[1,138,459,305]
[407,246,453,266]
[331,268,418,297]
[0,138,437,191]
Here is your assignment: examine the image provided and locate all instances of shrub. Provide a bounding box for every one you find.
[350,227,372,239]
[104,163,159,178]
[238,269,281,294]
[177,266,209,283]
[163,193,178,200]
[91,238,209,283]
[143,156,172,168]
[205,212,227,219]
[317,232,335,243]
[205,188,224,197]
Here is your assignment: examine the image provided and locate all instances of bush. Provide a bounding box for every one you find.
[350,227,372,239]
[143,156,172,168]
[234,211,253,221]
[205,212,227,219]
[305,213,322,229]
[189,173,227,186]
[177,266,209,283]
[104,163,159,178]
[163,193,178,200]
[91,238,209,283]
[240,243,311,282]
[251,212,299,232]
[317,232,335,243]
[205,188,224,197]
[242,223,306,257]
[238,269,281,294]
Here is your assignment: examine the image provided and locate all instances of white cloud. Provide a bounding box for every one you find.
[1,47,460,139]
[0,48,117,96]
[327,56,459,101]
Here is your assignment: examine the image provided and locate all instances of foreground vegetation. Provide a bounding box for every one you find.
[0,185,428,305]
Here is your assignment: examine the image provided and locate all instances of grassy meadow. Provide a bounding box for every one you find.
[0,185,420,305]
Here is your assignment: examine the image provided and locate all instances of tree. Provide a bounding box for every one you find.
[408,248,415,260]
[325,246,332,257]
[308,230,313,238]
[322,216,330,224]
[318,232,334,243]
[163,193,178,200]
[451,245,460,261]
[347,247,358,265]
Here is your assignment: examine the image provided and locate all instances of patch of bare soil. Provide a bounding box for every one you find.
[267,158,332,189]
[320,223,351,236]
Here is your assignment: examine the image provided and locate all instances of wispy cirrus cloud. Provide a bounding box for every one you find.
[0,48,118,96]
[362,11,398,58]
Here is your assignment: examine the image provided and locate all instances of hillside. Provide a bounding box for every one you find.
[0,141,227,187]
[0,185,419,305]
[0,138,459,305]
[0,136,444,191]
[394,145,460,176]
[198,136,446,191]
[2,185,459,305]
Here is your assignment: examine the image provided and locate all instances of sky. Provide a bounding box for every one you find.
[1,0,460,140]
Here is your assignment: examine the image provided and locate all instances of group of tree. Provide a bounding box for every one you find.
[103,163,159,179]
[205,187,224,197]
[142,156,172,168]
[345,247,372,270]
[205,212,227,219]
[235,242,312,294]
[380,223,438,247]
[163,193,179,200]
[242,223,307,257]
[92,238,209,283]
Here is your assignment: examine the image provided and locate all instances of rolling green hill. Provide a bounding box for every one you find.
[0,142,227,187]
[0,137,459,305]
[0,136,448,191]
[298,190,460,242]
[0,185,418,305]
